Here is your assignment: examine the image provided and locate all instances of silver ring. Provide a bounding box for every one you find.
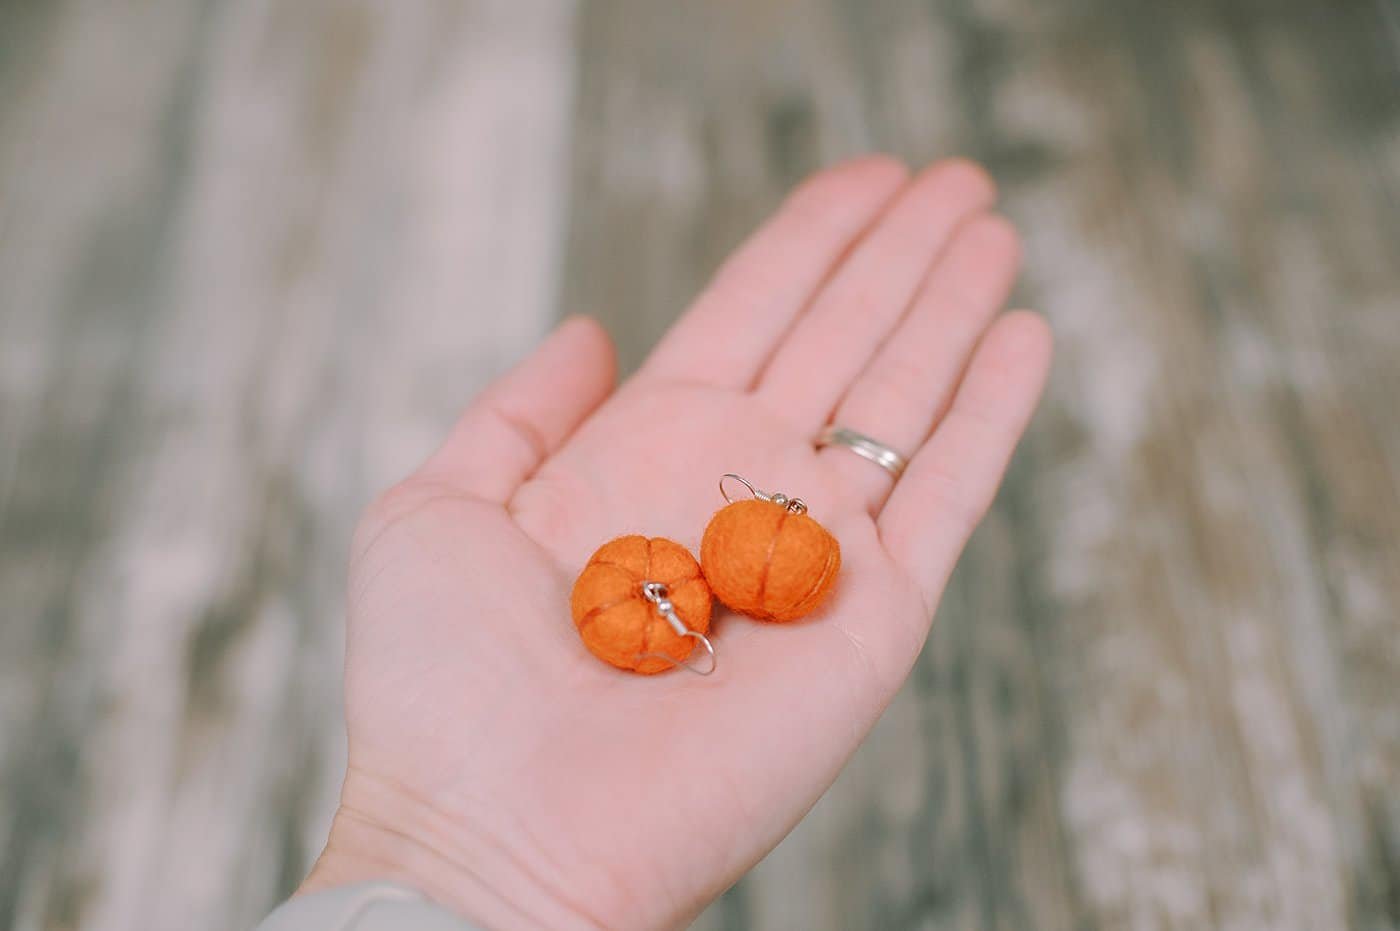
[815,426,908,478]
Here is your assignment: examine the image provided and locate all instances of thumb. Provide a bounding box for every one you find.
[417,316,617,502]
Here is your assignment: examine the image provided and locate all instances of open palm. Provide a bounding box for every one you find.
[303,157,1052,930]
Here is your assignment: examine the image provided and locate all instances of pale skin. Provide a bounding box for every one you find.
[301,156,1053,929]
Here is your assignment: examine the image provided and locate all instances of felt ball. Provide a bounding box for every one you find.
[570,535,712,675]
[700,499,841,622]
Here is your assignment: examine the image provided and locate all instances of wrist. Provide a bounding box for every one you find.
[300,769,603,930]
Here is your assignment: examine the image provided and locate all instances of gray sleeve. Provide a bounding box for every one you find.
[255,882,482,931]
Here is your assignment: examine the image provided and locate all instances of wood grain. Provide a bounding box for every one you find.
[0,1,577,928]
[1,0,1396,929]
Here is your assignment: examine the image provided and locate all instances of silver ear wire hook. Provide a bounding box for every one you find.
[719,473,808,515]
[636,581,717,676]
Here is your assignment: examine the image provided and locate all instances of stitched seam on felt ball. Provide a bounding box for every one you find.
[667,578,710,648]
[753,504,788,616]
[783,535,838,616]
[639,538,654,660]
[577,594,638,634]
[589,558,702,588]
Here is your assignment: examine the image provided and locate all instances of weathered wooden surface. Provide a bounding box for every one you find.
[2,1,1397,929]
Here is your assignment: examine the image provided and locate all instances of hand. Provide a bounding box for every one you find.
[301,156,1052,929]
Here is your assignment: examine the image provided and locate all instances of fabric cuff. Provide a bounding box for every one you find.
[255,882,481,931]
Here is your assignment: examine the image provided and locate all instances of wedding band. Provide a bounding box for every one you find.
[815,426,908,478]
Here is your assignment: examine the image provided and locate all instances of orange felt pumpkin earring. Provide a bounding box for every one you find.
[570,535,717,675]
[700,474,841,622]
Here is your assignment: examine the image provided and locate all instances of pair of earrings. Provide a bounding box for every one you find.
[569,474,842,676]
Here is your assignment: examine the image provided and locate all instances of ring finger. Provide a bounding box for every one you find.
[818,213,1022,513]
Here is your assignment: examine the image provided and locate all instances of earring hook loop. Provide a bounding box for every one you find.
[719,473,807,515]
[636,581,717,676]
